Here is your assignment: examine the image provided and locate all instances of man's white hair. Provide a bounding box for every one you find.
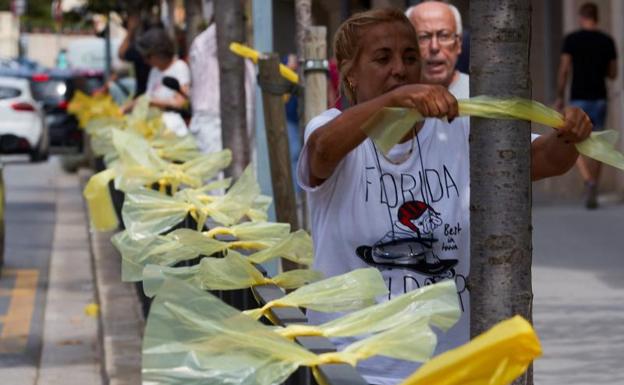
[405,2,463,36]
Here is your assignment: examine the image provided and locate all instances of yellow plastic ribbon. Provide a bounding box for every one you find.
[229,42,299,84]
[278,279,460,339]
[362,96,624,171]
[141,251,323,296]
[83,168,118,231]
[122,165,263,239]
[243,268,388,321]
[143,277,439,385]
[401,315,542,385]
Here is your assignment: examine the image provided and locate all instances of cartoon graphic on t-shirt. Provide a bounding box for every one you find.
[356,200,458,276]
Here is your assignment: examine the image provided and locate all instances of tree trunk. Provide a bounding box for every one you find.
[469,1,533,384]
[215,0,250,178]
[184,0,204,48]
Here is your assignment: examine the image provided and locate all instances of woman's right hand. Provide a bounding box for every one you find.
[388,84,459,121]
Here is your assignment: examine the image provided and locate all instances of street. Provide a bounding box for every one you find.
[0,156,101,385]
[0,157,622,384]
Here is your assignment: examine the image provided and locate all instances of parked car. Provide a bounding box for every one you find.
[0,76,49,161]
[0,162,4,272]
[29,69,104,149]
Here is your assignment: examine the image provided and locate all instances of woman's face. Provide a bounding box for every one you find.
[348,22,420,103]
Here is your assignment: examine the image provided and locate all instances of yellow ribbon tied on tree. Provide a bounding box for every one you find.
[143,277,439,385]
[401,315,542,385]
[363,96,624,171]
[243,268,388,322]
[141,250,323,296]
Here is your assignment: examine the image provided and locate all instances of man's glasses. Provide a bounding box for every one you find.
[416,30,459,47]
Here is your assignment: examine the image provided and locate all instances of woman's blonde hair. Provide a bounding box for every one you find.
[333,8,417,104]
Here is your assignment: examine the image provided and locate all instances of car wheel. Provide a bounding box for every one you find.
[29,139,49,163]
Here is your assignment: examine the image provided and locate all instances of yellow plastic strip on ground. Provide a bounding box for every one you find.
[83,168,118,231]
[243,268,388,320]
[401,315,542,385]
[361,96,624,171]
[229,42,299,84]
[278,279,460,339]
[143,277,440,385]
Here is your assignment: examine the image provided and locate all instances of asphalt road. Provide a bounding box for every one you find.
[0,155,57,380]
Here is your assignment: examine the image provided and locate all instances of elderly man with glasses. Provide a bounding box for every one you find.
[406,1,468,99]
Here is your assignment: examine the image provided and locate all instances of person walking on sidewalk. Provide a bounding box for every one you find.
[555,2,617,209]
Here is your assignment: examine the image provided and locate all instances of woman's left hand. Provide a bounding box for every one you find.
[558,106,592,144]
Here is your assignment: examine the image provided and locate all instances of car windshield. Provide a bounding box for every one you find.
[30,80,68,103]
[0,86,21,100]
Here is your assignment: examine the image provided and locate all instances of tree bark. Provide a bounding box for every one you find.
[184,0,204,49]
[469,1,533,384]
[215,0,250,178]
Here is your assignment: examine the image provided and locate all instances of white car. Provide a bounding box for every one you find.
[0,76,49,161]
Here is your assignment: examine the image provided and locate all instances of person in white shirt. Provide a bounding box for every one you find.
[136,28,190,110]
[297,8,591,385]
[132,28,191,135]
[188,23,255,154]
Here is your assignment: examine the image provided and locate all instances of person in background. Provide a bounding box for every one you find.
[188,23,255,153]
[118,14,152,98]
[134,28,191,136]
[405,1,468,98]
[283,54,301,186]
[136,28,190,111]
[555,2,617,209]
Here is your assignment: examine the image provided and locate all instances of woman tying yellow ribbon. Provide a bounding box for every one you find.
[296,8,592,385]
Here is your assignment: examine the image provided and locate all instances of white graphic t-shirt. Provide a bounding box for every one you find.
[297,109,470,385]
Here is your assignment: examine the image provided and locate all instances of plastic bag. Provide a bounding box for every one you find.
[115,227,279,282]
[112,129,231,193]
[83,168,119,231]
[204,221,291,241]
[401,315,542,385]
[362,96,624,171]
[122,166,261,239]
[278,279,460,339]
[121,188,190,239]
[68,91,122,128]
[246,229,314,266]
[243,268,388,321]
[143,277,439,385]
[141,251,323,296]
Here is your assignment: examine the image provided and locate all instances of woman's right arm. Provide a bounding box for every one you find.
[306,84,457,186]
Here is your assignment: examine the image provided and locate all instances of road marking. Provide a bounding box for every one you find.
[0,269,39,354]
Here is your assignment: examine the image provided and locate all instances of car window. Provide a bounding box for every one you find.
[0,86,21,100]
[30,80,68,103]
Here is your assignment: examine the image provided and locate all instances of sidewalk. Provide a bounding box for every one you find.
[532,202,624,384]
[79,169,143,385]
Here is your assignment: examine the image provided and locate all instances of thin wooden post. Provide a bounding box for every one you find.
[258,53,299,234]
[303,26,328,127]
